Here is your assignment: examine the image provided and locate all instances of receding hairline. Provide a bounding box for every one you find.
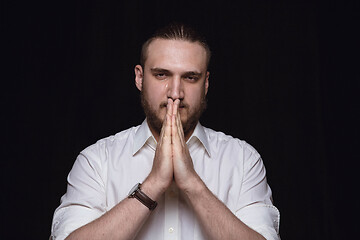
[141,37,211,69]
[140,23,211,69]
[142,38,209,67]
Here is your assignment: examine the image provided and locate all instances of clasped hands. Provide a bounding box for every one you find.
[148,98,199,195]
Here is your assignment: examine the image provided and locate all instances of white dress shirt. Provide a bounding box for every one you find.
[51,120,280,240]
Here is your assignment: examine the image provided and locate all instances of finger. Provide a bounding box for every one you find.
[163,102,172,144]
[167,98,173,117]
[159,99,173,146]
[172,99,185,144]
[176,111,185,137]
[176,111,186,146]
[173,99,179,116]
[172,109,185,150]
[172,113,182,152]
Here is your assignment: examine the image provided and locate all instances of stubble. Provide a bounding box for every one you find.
[140,89,207,138]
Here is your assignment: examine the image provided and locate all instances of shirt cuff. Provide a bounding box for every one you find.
[236,203,280,240]
[51,205,103,240]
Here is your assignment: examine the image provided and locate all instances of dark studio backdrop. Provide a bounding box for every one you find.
[2,0,359,239]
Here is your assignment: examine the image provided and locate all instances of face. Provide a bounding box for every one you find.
[135,39,209,141]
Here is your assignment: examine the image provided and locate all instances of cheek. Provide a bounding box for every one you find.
[144,82,167,106]
[187,88,204,106]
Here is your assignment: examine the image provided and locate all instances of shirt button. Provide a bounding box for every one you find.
[169,227,174,233]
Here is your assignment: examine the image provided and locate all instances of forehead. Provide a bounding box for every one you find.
[145,39,207,72]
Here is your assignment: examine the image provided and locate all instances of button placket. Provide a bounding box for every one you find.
[164,182,179,240]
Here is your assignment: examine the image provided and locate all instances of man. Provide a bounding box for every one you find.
[51,23,280,240]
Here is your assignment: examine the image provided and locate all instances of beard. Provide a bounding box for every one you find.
[141,90,207,138]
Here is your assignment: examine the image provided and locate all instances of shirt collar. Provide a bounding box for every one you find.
[133,119,157,155]
[187,122,211,157]
[133,119,211,157]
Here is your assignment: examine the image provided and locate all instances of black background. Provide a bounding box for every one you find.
[2,0,359,239]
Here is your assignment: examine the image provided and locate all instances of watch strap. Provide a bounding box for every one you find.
[129,183,157,210]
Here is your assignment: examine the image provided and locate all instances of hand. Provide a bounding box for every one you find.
[146,99,174,194]
[171,99,199,191]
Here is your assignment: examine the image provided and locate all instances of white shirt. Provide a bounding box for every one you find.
[51,120,280,240]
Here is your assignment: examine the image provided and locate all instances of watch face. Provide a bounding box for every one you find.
[128,183,140,196]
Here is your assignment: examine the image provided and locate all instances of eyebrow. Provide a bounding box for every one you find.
[183,71,203,77]
[150,68,203,77]
[150,68,171,74]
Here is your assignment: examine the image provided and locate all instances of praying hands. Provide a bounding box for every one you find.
[146,98,199,195]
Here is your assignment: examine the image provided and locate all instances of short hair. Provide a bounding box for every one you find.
[140,22,211,69]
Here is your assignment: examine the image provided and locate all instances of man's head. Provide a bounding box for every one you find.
[134,23,211,141]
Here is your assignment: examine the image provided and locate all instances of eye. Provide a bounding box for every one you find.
[154,73,167,80]
[185,75,199,82]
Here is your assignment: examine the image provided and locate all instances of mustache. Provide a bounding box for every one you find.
[160,101,188,108]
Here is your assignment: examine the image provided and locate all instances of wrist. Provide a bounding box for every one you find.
[128,183,157,210]
[142,176,169,201]
[179,174,206,197]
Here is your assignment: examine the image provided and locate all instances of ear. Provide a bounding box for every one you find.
[204,71,210,95]
[134,65,144,91]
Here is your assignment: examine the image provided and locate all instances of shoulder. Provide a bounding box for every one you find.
[203,126,260,160]
[80,125,140,157]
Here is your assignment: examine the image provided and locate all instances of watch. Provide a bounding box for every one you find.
[128,183,157,210]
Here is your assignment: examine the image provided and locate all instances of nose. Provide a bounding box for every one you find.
[167,76,184,101]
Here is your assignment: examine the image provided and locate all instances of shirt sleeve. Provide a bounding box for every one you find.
[235,144,280,240]
[236,203,280,240]
[50,147,107,240]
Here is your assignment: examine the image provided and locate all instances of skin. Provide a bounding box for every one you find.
[135,39,209,142]
[65,39,265,240]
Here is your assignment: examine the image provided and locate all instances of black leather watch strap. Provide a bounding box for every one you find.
[128,183,157,210]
